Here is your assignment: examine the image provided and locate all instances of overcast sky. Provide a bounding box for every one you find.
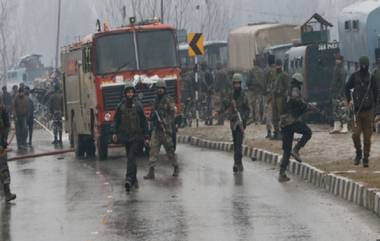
[10,0,367,66]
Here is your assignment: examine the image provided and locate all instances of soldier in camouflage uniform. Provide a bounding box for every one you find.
[271,59,289,140]
[113,82,149,192]
[278,73,315,182]
[0,101,16,202]
[330,55,349,134]
[214,62,230,125]
[247,60,265,124]
[217,73,250,173]
[144,80,178,179]
[48,84,64,145]
[263,56,276,138]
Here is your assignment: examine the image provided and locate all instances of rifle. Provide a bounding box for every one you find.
[350,89,358,128]
[153,109,166,133]
[231,100,245,134]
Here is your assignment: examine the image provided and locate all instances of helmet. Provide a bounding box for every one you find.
[156,79,167,89]
[292,73,304,84]
[124,82,135,92]
[359,56,369,66]
[232,73,243,83]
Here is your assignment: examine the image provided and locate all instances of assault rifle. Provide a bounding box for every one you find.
[231,100,245,134]
[153,109,166,133]
[350,89,358,128]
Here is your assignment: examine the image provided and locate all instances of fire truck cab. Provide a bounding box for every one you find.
[61,20,181,159]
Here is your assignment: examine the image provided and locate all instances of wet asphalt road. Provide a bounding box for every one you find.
[1,138,380,241]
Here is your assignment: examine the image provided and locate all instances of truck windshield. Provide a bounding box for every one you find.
[95,33,137,75]
[137,30,178,70]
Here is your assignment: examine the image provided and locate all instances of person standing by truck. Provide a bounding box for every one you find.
[13,88,28,149]
[48,84,64,145]
[25,87,35,146]
[113,82,149,192]
[144,80,179,180]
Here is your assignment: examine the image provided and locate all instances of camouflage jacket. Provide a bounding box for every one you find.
[247,66,265,95]
[152,94,176,134]
[331,64,347,99]
[272,71,289,97]
[220,90,250,129]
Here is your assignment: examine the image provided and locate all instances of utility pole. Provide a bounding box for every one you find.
[55,0,62,70]
[161,0,164,23]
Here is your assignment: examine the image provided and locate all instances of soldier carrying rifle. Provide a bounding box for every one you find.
[215,73,250,174]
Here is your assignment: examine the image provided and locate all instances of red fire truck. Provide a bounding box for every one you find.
[61,19,181,159]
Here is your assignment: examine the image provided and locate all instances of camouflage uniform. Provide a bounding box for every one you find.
[48,89,64,143]
[214,66,230,125]
[272,70,289,137]
[145,83,178,179]
[247,65,265,123]
[0,104,15,201]
[330,62,349,132]
[263,66,275,136]
[220,74,250,172]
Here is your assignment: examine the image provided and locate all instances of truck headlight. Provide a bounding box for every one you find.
[104,112,111,121]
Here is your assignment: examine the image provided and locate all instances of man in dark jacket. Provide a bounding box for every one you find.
[113,82,149,191]
[217,73,250,173]
[345,56,378,167]
[2,86,12,114]
[13,88,28,149]
[278,73,316,182]
[25,87,34,146]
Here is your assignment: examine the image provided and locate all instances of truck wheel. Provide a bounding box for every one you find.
[97,135,108,160]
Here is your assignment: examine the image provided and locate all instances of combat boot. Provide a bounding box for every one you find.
[265,130,272,139]
[3,184,16,202]
[125,180,132,192]
[278,170,290,183]
[233,164,239,173]
[172,166,179,177]
[363,157,369,168]
[354,151,362,166]
[340,124,349,134]
[237,163,244,172]
[291,146,303,163]
[329,121,341,134]
[143,167,155,180]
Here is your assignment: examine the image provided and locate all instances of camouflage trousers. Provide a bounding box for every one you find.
[148,130,177,168]
[0,151,10,185]
[332,98,349,124]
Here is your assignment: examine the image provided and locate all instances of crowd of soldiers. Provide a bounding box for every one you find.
[180,54,380,182]
[0,80,64,202]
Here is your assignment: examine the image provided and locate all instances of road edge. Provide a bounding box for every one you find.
[177,135,380,218]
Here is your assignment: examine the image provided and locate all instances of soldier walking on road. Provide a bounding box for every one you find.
[48,84,64,145]
[330,55,349,134]
[216,73,250,173]
[144,80,179,180]
[113,83,149,192]
[247,60,265,124]
[271,59,289,140]
[345,56,378,168]
[278,73,316,182]
[13,88,28,149]
[25,87,34,146]
[0,101,16,202]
